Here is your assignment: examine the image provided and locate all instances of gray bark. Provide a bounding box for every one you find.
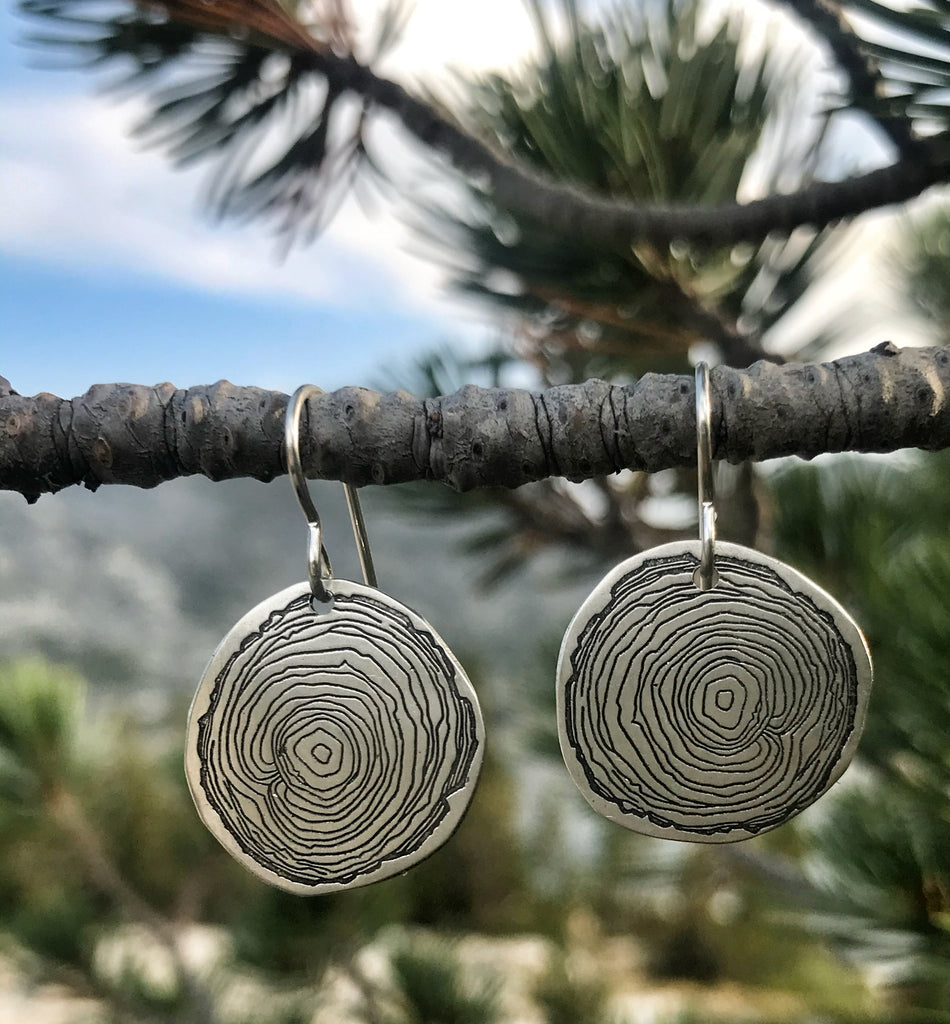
[1,345,948,500]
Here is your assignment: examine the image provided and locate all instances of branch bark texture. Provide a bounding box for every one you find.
[1,346,948,500]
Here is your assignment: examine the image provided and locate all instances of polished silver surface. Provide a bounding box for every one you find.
[557,541,872,843]
[694,362,717,591]
[187,579,484,893]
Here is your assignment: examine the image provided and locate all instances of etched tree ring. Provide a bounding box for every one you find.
[186,580,484,893]
[557,541,872,843]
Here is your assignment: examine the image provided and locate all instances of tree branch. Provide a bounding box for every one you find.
[778,0,922,158]
[2,345,947,500]
[22,0,950,245]
[307,48,950,246]
[175,1,950,240]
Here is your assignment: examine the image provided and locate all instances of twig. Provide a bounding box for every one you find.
[1,345,947,499]
[778,0,922,158]
[303,47,950,246]
[78,0,950,246]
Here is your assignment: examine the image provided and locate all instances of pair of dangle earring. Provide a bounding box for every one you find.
[186,368,874,895]
[186,385,484,894]
[557,363,873,843]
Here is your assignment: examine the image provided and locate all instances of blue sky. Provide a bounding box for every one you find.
[0,1,933,402]
[0,1,541,398]
[1,257,449,393]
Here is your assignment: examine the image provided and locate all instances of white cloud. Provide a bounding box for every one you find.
[0,0,542,321]
[353,0,539,78]
[0,91,470,318]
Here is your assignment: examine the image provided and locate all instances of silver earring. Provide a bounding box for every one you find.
[557,363,873,843]
[186,386,484,892]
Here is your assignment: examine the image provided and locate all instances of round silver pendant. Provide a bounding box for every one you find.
[186,579,484,893]
[557,541,872,843]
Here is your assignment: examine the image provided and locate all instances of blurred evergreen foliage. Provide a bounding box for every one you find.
[898,201,950,341]
[384,0,846,582]
[770,450,950,1013]
[0,661,106,967]
[415,0,833,375]
[533,952,612,1024]
[386,941,501,1024]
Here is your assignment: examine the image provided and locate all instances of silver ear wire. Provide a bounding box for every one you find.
[285,385,378,601]
[694,362,718,591]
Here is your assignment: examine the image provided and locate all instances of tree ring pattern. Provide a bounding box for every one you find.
[559,544,870,841]
[188,581,482,891]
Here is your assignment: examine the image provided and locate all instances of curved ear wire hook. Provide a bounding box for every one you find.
[694,362,718,591]
[285,385,378,602]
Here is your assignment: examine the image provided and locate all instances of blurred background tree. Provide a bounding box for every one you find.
[2,0,950,1020]
[393,0,839,579]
